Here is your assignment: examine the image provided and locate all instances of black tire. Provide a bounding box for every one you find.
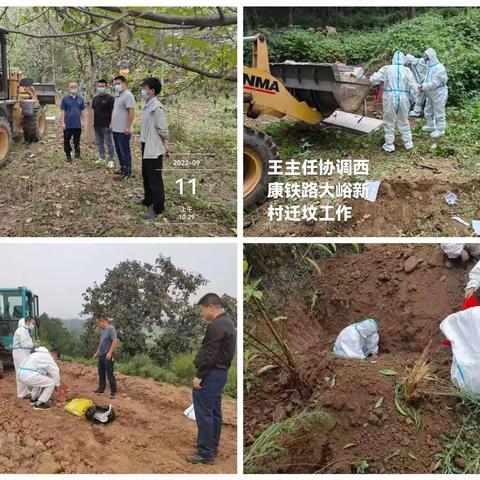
[23,105,46,142]
[243,126,279,211]
[0,360,4,379]
[0,116,12,168]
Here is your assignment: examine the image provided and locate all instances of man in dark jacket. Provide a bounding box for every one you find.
[186,293,236,465]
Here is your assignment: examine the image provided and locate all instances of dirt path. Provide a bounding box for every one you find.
[244,245,472,473]
[0,361,237,473]
[0,117,236,237]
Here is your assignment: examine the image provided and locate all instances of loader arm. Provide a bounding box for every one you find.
[243,35,323,124]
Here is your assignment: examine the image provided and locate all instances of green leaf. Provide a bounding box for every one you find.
[379,368,398,376]
[243,259,248,274]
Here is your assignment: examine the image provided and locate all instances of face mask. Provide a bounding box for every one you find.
[97,87,106,94]
[70,88,78,95]
[114,84,124,93]
[141,89,149,100]
[28,324,35,331]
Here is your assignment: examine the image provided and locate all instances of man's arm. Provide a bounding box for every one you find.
[60,110,65,130]
[105,338,118,360]
[193,323,224,389]
[125,107,135,134]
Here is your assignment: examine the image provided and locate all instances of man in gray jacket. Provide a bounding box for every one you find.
[138,77,169,220]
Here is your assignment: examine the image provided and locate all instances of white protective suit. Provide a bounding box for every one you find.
[421,48,448,138]
[404,54,427,116]
[441,244,480,259]
[333,319,379,359]
[12,318,35,398]
[370,51,418,152]
[466,260,480,293]
[440,307,480,394]
[17,347,60,404]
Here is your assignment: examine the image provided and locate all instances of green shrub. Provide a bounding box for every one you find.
[170,351,197,383]
[246,9,480,106]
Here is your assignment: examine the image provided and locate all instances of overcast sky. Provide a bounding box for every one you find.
[0,242,237,319]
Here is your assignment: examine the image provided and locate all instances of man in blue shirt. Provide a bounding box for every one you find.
[92,315,119,398]
[60,81,86,162]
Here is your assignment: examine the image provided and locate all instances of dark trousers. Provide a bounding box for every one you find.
[141,143,165,214]
[112,132,132,177]
[192,368,228,459]
[97,355,117,394]
[64,128,81,158]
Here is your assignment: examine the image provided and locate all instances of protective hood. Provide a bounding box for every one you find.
[18,318,26,328]
[355,319,378,337]
[35,346,49,353]
[441,243,465,259]
[392,51,405,66]
[404,54,417,65]
[425,48,439,64]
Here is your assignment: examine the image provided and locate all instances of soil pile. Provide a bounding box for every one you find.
[245,244,472,473]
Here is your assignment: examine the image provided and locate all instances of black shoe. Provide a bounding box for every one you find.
[66,156,72,162]
[110,393,116,399]
[74,151,80,158]
[29,397,39,405]
[33,402,50,411]
[143,207,160,220]
[93,389,104,394]
[21,394,32,400]
[185,453,215,465]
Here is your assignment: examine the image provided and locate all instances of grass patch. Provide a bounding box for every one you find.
[244,410,333,473]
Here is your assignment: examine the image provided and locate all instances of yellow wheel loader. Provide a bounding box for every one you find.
[243,34,382,210]
[0,28,56,168]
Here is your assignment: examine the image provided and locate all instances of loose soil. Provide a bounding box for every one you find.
[244,95,480,237]
[0,361,236,473]
[244,244,472,473]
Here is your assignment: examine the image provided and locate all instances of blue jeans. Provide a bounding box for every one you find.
[192,368,228,459]
[94,127,114,161]
[112,132,132,177]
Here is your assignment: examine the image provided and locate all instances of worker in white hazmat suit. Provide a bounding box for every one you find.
[441,244,480,264]
[370,51,418,153]
[440,307,480,395]
[465,260,480,299]
[12,316,39,399]
[404,54,427,117]
[333,319,379,359]
[420,48,448,138]
[17,347,60,411]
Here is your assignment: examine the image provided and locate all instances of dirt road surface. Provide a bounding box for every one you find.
[0,361,236,474]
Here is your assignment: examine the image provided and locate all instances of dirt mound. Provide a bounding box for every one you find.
[245,179,480,237]
[244,244,471,473]
[0,361,236,473]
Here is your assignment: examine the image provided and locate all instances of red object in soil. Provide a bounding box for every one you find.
[461,295,480,311]
[375,84,384,103]
[442,339,452,347]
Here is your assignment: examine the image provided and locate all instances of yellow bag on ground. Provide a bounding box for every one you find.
[64,398,93,417]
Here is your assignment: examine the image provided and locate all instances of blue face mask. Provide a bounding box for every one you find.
[97,87,106,94]
[141,89,149,100]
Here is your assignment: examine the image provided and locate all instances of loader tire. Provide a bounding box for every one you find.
[243,126,279,211]
[23,105,46,142]
[0,116,12,168]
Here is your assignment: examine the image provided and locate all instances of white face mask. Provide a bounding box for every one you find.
[114,84,124,93]
[70,88,78,95]
[28,323,35,331]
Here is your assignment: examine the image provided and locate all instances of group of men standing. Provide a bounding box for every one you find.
[60,75,169,220]
[370,47,448,153]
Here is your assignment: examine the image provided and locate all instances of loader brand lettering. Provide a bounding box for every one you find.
[243,74,279,95]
